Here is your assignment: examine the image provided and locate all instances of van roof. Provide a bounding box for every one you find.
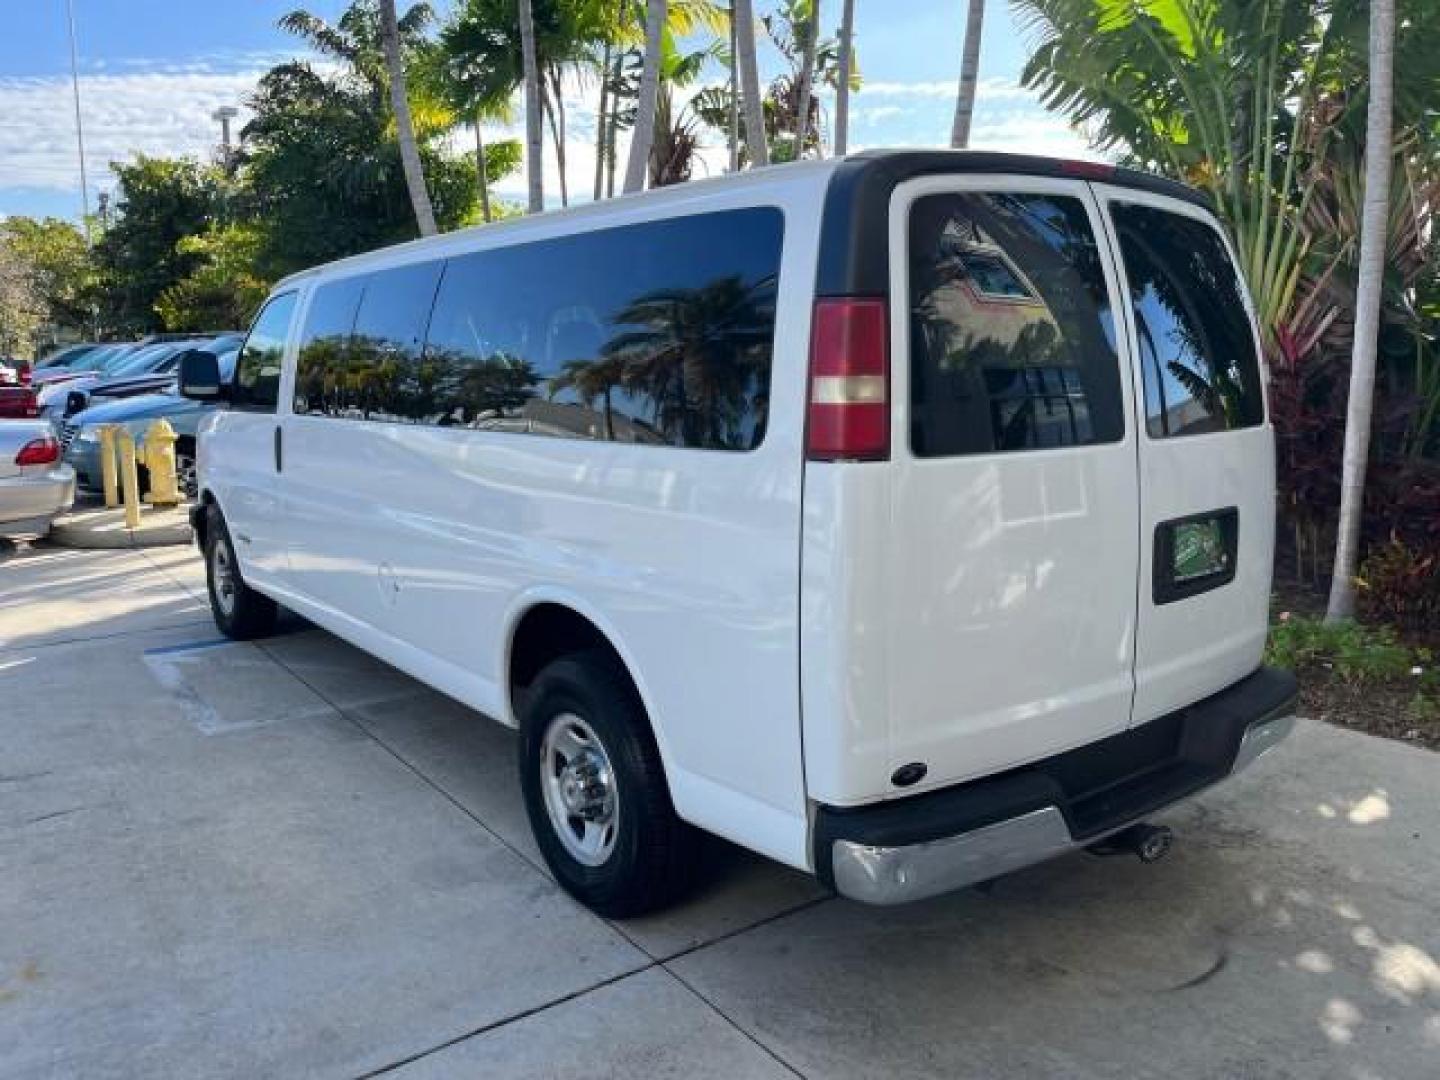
[274,149,1210,294]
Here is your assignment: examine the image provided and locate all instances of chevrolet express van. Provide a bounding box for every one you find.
[182,151,1297,917]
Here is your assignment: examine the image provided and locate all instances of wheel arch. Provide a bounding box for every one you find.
[501,592,674,778]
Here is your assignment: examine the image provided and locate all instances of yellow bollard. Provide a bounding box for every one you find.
[98,424,120,508]
[116,429,142,530]
[138,419,181,507]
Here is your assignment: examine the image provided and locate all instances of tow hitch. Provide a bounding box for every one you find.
[1087,822,1174,864]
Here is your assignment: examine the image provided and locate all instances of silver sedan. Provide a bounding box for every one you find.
[0,420,76,539]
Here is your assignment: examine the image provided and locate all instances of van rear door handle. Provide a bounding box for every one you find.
[273,425,283,473]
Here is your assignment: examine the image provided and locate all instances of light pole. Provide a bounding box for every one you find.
[212,105,239,173]
[65,0,91,240]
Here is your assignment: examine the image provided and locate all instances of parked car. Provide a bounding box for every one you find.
[37,341,177,415]
[0,420,75,538]
[61,343,239,499]
[0,385,41,419]
[28,342,143,393]
[0,358,18,385]
[35,342,99,371]
[60,335,241,418]
[182,150,1297,917]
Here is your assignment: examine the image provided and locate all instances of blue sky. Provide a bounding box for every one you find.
[2,0,1091,222]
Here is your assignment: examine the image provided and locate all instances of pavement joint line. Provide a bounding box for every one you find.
[353,963,664,1079]
[253,640,561,883]
[137,546,209,604]
[658,964,811,1080]
[13,546,823,1076]
[256,638,826,1079]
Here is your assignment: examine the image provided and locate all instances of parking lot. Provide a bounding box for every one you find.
[2,539,1438,1079]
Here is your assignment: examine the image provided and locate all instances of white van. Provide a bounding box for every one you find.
[182,151,1296,916]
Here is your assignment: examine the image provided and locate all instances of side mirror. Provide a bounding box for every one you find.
[178,350,226,401]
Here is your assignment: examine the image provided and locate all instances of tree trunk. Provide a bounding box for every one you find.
[624,0,666,194]
[833,0,855,156]
[606,49,623,197]
[518,0,544,213]
[949,0,985,149]
[379,0,436,235]
[793,0,821,159]
[733,0,768,167]
[545,68,570,206]
[1326,0,1396,622]
[473,112,491,223]
[728,1,740,171]
[594,39,611,199]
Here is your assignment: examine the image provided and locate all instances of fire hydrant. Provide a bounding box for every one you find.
[137,418,181,507]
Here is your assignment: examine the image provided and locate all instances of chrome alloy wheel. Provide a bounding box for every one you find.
[211,535,237,617]
[540,712,619,867]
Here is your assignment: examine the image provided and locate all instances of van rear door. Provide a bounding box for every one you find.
[1094,187,1274,724]
[882,175,1141,791]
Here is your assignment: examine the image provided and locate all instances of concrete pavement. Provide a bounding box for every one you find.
[2,540,1436,1078]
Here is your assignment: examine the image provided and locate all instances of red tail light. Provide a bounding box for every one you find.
[15,435,60,466]
[806,297,890,461]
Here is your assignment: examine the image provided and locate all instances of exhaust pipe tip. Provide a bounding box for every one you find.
[1087,822,1174,864]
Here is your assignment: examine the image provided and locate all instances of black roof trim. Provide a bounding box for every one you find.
[815,149,1211,297]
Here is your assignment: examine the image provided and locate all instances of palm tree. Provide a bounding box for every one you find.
[624,0,667,193]
[518,0,544,212]
[727,1,741,170]
[732,0,767,167]
[792,0,820,158]
[949,0,984,148]
[833,0,854,155]
[379,0,438,234]
[1327,0,1397,621]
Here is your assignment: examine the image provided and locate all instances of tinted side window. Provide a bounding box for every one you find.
[1111,204,1263,437]
[340,263,444,422]
[909,192,1124,457]
[292,276,365,418]
[233,292,297,412]
[423,208,782,449]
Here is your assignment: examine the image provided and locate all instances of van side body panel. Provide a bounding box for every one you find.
[206,170,830,872]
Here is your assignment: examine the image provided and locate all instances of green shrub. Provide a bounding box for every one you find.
[1265,614,1424,681]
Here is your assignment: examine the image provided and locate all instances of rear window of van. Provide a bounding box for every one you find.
[908,191,1126,457]
[1110,204,1264,437]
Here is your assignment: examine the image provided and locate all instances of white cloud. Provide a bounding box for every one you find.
[859,77,1039,105]
[1,60,1101,219]
[0,68,264,194]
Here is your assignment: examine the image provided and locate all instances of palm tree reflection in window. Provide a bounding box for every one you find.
[546,273,777,452]
[1113,207,1263,438]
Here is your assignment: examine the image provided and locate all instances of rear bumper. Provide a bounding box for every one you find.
[0,466,76,536]
[816,666,1297,905]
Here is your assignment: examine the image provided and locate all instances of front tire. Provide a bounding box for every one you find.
[519,651,696,917]
[204,506,277,640]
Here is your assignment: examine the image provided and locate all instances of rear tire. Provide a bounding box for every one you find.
[519,650,696,917]
[204,506,277,640]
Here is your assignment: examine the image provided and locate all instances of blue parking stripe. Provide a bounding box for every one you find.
[143,638,230,656]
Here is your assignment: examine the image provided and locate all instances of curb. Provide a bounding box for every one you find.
[49,503,194,550]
